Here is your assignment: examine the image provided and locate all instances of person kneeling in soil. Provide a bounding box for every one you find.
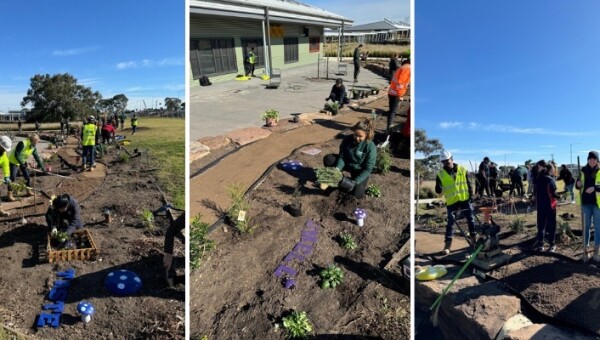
[325,78,350,108]
[435,151,477,254]
[101,122,116,145]
[163,213,185,286]
[575,151,600,261]
[533,162,559,252]
[45,194,83,236]
[7,133,46,200]
[323,118,376,199]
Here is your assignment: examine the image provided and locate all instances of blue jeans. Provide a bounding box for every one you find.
[82,145,95,167]
[446,200,476,241]
[566,183,575,201]
[582,204,600,247]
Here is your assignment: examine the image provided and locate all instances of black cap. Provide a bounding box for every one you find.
[483,157,490,163]
[588,151,599,160]
[53,194,69,210]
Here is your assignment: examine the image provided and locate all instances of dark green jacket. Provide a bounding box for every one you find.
[335,135,377,184]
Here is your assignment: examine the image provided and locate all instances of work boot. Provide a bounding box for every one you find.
[594,247,600,262]
[25,188,34,197]
[442,240,452,255]
[6,192,16,202]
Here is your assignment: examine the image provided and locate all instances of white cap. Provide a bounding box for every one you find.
[440,151,452,162]
[0,136,12,152]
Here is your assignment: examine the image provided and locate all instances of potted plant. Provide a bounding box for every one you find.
[351,89,360,100]
[315,167,343,190]
[261,108,279,127]
[325,102,340,115]
[371,86,381,95]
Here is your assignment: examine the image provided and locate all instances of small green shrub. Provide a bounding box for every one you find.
[260,108,280,122]
[338,233,357,250]
[315,167,343,187]
[190,215,215,270]
[376,147,392,174]
[119,152,130,163]
[366,184,382,198]
[140,209,154,230]
[325,102,340,112]
[319,265,344,289]
[508,218,524,233]
[226,183,255,233]
[282,311,313,339]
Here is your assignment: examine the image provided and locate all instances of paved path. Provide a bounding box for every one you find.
[189,61,389,141]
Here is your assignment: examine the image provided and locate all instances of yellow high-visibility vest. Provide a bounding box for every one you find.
[578,169,600,207]
[8,138,35,165]
[437,165,469,205]
[82,123,96,146]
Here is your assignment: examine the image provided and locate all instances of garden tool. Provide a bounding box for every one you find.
[378,135,390,149]
[29,168,75,180]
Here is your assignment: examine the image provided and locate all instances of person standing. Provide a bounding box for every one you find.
[510,165,525,197]
[81,116,97,171]
[576,151,600,261]
[489,162,499,196]
[435,151,477,254]
[323,118,377,199]
[353,44,363,82]
[120,112,126,130]
[247,47,257,77]
[526,164,534,196]
[387,59,411,131]
[17,119,22,134]
[558,164,576,204]
[477,157,492,198]
[131,114,138,135]
[533,162,559,252]
[7,133,46,200]
[0,136,12,217]
[388,53,399,82]
[34,120,40,132]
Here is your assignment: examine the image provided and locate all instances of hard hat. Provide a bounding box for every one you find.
[0,136,12,152]
[440,151,452,162]
[88,116,96,123]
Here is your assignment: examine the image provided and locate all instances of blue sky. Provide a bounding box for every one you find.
[0,1,184,112]
[416,1,600,168]
[303,0,409,25]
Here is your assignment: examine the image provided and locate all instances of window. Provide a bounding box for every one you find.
[190,38,237,78]
[309,37,320,53]
[284,37,299,63]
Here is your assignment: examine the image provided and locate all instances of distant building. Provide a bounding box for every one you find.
[325,19,410,44]
[189,0,352,85]
[0,110,28,122]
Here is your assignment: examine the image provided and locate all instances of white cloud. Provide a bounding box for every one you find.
[53,46,100,56]
[79,78,102,86]
[116,57,184,70]
[163,84,185,91]
[439,121,463,129]
[540,145,556,148]
[438,120,584,137]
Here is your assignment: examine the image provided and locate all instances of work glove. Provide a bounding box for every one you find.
[3,177,10,185]
[51,228,58,236]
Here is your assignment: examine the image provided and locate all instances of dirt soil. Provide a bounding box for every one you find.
[190,119,411,339]
[0,135,184,339]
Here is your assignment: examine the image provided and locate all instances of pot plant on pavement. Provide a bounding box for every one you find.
[261,108,280,127]
[325,102,340,115]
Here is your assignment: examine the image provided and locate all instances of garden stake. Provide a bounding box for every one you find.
[430,243,483,326]
[578,156,588,263]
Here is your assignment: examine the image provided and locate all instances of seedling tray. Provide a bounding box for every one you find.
[46,229,98,263]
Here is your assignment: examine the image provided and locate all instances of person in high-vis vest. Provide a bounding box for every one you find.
[7,134,46,200]
[387,59,410,131]
[435,151,477,254]
[131,114,138,135]
[576,151,600,261]
[0,136,13,217]
[81,116,97,171]
[248,47,257,77]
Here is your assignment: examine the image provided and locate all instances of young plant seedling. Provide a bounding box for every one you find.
[11,179,28,222]
[226,183,255,233]
[366,184,382,198]
[315,167,343,189]
[376,146,392,174]
[508,218,524,233]
[190,215,216,270]
[140,209,155,231]
[282,311,313,339]
[338,233,357,250]
[319,264,344,289]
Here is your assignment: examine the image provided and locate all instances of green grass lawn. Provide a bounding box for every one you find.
[123,118,185,208]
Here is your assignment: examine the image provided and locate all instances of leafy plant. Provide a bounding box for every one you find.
[140,209,155,231]
[366,184,382,198]
[226,183,255,233]
[325,101,340,113]
[508,218,524,233]
[52,231,70,244]
[260,108,279,122]
[282,311,313,339]
[119,152,130,163]
[338,233,357,250]
[376,146,392,174]
[315,167,343,187]
[319,265,344,289]
[190,215,215,270]
[557,221,576,244]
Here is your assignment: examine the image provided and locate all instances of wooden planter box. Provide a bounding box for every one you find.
[47,229,98,263]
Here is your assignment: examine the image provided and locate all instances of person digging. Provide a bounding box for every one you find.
[0,136,13,217]
[45,194,83,237]
[322,118,376,199]
[7,133,46,201]
[435,151,477,254]
[163,213,185,287]
[81,116,97,171]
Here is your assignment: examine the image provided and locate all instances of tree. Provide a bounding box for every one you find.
[414,129,444,176]
[21,73,101,122]
[112,94,128,113]
[524,159,533,167]
[164,97,182,113]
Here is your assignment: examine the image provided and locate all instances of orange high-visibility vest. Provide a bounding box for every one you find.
[389,65,410,97]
